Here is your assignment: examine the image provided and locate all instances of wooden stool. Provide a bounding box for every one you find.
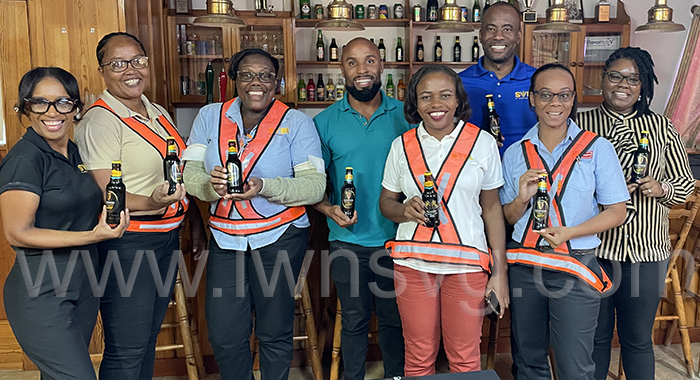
[155,270,206,380]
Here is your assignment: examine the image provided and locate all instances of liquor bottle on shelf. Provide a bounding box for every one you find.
[370,38,375,45]
[205,61,214,104]
[386,74,395,98]
[453,36,461,62]
[595,0,611,23]
[218,66,227,102]
[423,171,440,228]
[330,38,339,61]
[396,37,404,62]
[416,36,424,62]
[472,36,479,62]
[532,175,549,231]
[484,0,491,12]
[472,0,481,22]
[427,0,439,22]
[336,74,345,101]
[630,131,650,183]
[300,0,311,19]
[298,74,307,101]
[378,38,386,62]
[326,77,336,101]
[317,74,326,101]
[307,74,316,101]
[316,30,325,61]
[397,74,406,101]
[434,35,442,62]
[278,77,286,95]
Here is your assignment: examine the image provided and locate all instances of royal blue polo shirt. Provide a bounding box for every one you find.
[459,56,537,156]
[314,91,414,247]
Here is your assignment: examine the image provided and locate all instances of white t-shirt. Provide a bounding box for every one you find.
[381,121,504,274]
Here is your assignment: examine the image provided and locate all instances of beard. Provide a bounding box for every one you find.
[484,47,516,65]
[346,80,382,102]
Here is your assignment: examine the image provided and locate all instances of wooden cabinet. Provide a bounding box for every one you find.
[522,21,630,104]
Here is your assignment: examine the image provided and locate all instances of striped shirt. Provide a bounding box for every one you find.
[577,105,694,263]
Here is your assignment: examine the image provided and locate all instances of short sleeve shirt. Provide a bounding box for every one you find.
[0,128,102,252]
[314,91,414,247]
[499,121,630,249]
[459,56,537,155]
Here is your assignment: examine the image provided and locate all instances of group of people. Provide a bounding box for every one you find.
[0,3,694,380]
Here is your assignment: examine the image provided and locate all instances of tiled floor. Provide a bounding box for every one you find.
[1,343,699,379]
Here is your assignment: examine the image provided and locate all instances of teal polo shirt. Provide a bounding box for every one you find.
[314,91,414,247]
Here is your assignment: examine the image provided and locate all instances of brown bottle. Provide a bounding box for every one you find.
[423,171,440,228]
[226,140,243,194]
[106,161,126,226]
[163,137,182,195]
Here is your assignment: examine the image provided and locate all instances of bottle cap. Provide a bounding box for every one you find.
[642,130,650,134]
[112,160,122,165]
[346,167,353,170]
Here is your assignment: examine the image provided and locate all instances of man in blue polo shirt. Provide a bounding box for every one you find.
[459,1,537,155]
[313,37,411,380]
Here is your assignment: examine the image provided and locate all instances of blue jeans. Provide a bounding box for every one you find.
[329,240,404,380]
[97,229,180,380]
[206,226,308,380]
[593,258,669,380]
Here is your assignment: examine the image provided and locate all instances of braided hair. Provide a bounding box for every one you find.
[604,47,657,115]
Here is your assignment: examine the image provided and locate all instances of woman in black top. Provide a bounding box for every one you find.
[0,67,128,379]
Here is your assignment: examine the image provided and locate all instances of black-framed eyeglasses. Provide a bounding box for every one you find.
[100,56,149,72]
[24,97,79,114]
[532,90,575,103]
[603,71,641,86]
[236,71,276,83]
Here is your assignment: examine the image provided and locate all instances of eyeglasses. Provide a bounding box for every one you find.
[603,71,641,86]
[100,56,149,72]
[532,90,575,103]
[24,97,78,114]
[236,71,276,83]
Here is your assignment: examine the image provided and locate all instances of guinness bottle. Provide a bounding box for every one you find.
[226,140,243,194]
[340,167,356,219]
[329,38,339,61]
[630,131,650,183]
[106,161,126,226]
[415,36,425,62]
[434,35,442,62]
[378,38,387,62]
[532,175,549,231]
[423,171,440,228]
[486,94,503,141]
[163,137,182,195]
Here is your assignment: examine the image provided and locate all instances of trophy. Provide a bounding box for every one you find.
[523,0,538,22]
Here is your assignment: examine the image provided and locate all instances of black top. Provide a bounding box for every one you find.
[0,127,103,251]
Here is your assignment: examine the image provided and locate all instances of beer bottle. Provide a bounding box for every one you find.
[397,74,407,101]
[326,77,336,101]
[329,38,339,61]
[205,61,214,104]
[416,36,425,62]
[307,74,316,101]
[340,167,356,219]
[434,35,442,62]
[316,30,325,61]
[472,36,479,62]
[472,0,481,22]
[532,175,549,231]
[486,94,503,141]
[427,0,439,21]
[298,74,307,101]
[484,0,491,11]
[378,38,387,62]
[423,171,440,228]
[336,74,345,101]
[453,36,462,62]
[106,161,126,226]
[386,74,395,98]
[396,37,404,62]
[630,131,650,183]
[163,137,182,195]
[317,73,325,101]
[226,140,243,194]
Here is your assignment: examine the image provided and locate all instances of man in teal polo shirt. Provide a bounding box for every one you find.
[459,1,537,155]
[313,37,411,380]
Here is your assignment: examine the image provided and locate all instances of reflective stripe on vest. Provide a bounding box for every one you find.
[508,130,612,293]
[384,122,491,272]
[86,99,189,233]
[209,98,306,236]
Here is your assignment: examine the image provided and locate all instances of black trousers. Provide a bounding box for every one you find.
[4,247,99,380]
[205,226,308,380]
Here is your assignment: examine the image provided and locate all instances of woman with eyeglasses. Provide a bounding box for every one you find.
[0,67,129,379]
[500,63,629,380]
[577,47,694,380]
[74,32,206,380]
[181,48,325,379]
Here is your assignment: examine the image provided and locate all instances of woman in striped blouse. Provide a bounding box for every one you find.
[578,47,694,380]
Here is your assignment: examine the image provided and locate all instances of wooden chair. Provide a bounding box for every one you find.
[616,180,700,379]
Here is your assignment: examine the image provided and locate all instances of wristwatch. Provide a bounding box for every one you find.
[661,182,670,197]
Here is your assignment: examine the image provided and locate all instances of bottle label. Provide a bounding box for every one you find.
[331,48,338,60]
[341,188,355,213]
[167,162,182,183]
[417,49,424,60]
[473,9,480,21]
[397,87,405,101]
[227,162,241,187]
[106,190,119,211]
[633,154,648,175]
[429,8,437,20]
[386,87,394,98]
[317,87,325,100]
[317,47,324,60]
[299,88,306,100]
[424,200,439,221]
[336,88,344,100]
[490,118,501,137]
[397,49,403,61]
[380,49,386,60]
[436,47,442,57]
[533,199,548,224]
[301,3,310,15]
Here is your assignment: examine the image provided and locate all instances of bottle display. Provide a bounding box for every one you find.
[472,36,479,62]
[340,167,356,219]
[416,36,425,62]
[163,137,182,195]
[453,36,461,62]
[397,74,406,101]
[532,175,549,231]
[486,94,503,141]
[434,35,442,62]
[330,38,339,61]
[106,161,126,226]
[316,30,325,61]
[630,131,650,183]
[396,37,404,62]
[378,38,387,62]
[226,140,243,194]
[317,73,326,101]
[307,74,316,101]
[423,171,440,228]
[386,74,395,98]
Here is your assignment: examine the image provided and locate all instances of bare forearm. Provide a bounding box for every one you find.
[567,203,626,240]
[7,228,100,249]
[125,192,166,213]
[312,194,334,216]
[379,198,409,223]
[503,198,529,226]
[481,190,507,274]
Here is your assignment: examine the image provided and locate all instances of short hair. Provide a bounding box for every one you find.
[482,1,522,30]
[404,64,471,125]
[604,47,657,115]
[227,49,279,81]
[96,32,147,65]
[15,67,83,122]
[528,63,578,122]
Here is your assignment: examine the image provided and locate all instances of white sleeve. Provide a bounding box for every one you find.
[381,138,404,193]
[481,134,505,190]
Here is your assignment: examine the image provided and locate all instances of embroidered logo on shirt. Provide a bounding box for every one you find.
[581,150,593,160]
[77,164,88,173]
[515,91,530,99]
[278,127,290,134]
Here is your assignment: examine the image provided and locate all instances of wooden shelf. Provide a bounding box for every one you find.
[412,21,480,29]
[412,62,477,66]
[295,18,411,27]
[297,101,337,107]
[297,61,410,68]
[178,55,224,59]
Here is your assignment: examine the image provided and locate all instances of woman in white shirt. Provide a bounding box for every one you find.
[379,64,508,376]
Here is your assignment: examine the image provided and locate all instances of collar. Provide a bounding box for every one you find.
[417,120,464,142]
[100,90,160,121]
[600,103,639,122]
[338,90,396,115]
[22,127,78,161]
[471,56,531,81]
[523,119,581,149]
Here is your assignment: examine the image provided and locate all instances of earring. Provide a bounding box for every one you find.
[638,95,642,101]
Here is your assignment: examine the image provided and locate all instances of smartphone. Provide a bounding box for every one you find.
[485,290,501,320]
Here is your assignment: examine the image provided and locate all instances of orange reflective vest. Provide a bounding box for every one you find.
[208,98,307,236]
[385,123,492,272]
[86,99,189,233]
[507,130,612,293]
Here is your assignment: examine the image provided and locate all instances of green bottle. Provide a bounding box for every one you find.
[386,74,394,98]
[298,74,307,101]
[472,0,481,22]
[300,0,311,19]
[205,61,214,104]
[316,30,325,61]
